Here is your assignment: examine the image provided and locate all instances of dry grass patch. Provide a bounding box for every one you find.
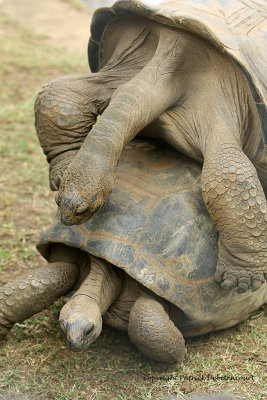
[0,12,87,278]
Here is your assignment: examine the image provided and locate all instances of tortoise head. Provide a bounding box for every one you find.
[55,146,114,225]
[55,182,107,226]
[59,303,102,351]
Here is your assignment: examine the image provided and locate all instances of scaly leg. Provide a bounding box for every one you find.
[34,73,111,191]
[128,293,185,366]
[0,244,85,339]
[34,30,151,192]
[202,142,267,292]
[0,262,79,340]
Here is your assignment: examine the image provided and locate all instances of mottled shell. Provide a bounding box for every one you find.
[37,140,267,336]
[88,0,266,153]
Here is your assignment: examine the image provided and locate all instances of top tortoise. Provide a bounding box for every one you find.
[35,0,267,293]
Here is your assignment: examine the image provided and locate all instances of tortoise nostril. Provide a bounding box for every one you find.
[84,323,94,337]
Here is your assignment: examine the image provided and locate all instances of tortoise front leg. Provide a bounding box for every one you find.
[0,244,83,340]
[56,28,183,225]
[34,73,111,191]
[202,140,267,293]
[0,262,79,340]
[34,45,148,192]
[128,293,185,366]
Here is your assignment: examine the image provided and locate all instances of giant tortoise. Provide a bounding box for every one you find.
[0,0,267,366]
[34,0,267,293]
[0,139,266,366]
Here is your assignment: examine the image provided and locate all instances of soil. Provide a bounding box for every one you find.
[0,0,92,55]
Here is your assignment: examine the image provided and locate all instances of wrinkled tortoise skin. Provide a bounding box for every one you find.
[88,0,267,191]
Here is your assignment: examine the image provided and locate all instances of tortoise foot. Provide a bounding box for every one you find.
[148,358,181,373]
[128,294,185,366]
[0,262,79,342]
[0,317,13,341]
[215,242,266,293]
[49,151,78,191]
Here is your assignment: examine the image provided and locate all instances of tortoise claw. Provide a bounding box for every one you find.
[251,275,264,292]
[214,266,224,283]
[0,322,12,341]
[251,280,262,292]
[237,283,249,293]
[49,154,75,191]
[221,279,235,291]
[215,254,266,293]
[237,278,250,293]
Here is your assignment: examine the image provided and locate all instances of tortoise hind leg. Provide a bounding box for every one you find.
[0,246,82,340]
[128,293,185,367]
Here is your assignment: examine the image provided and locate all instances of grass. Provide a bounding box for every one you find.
[0,8,266,400]
[0,11,87,276]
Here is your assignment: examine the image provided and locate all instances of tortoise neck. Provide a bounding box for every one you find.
[74,256,123,315]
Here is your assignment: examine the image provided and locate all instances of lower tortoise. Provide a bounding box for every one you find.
[1,140,266,366]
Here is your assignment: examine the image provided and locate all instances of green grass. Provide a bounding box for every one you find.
[0,8,266,400]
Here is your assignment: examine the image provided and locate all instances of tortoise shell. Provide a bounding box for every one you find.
[37,140,267,336]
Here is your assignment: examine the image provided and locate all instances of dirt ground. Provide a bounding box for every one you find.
[0,0,92,54]
[0,1,266,399]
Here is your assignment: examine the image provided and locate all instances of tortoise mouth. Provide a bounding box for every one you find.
[59,318,99,351]
[56,192,104,226]
[64,336,96,352]
[66,335,96,352]
[60,211,93,226]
